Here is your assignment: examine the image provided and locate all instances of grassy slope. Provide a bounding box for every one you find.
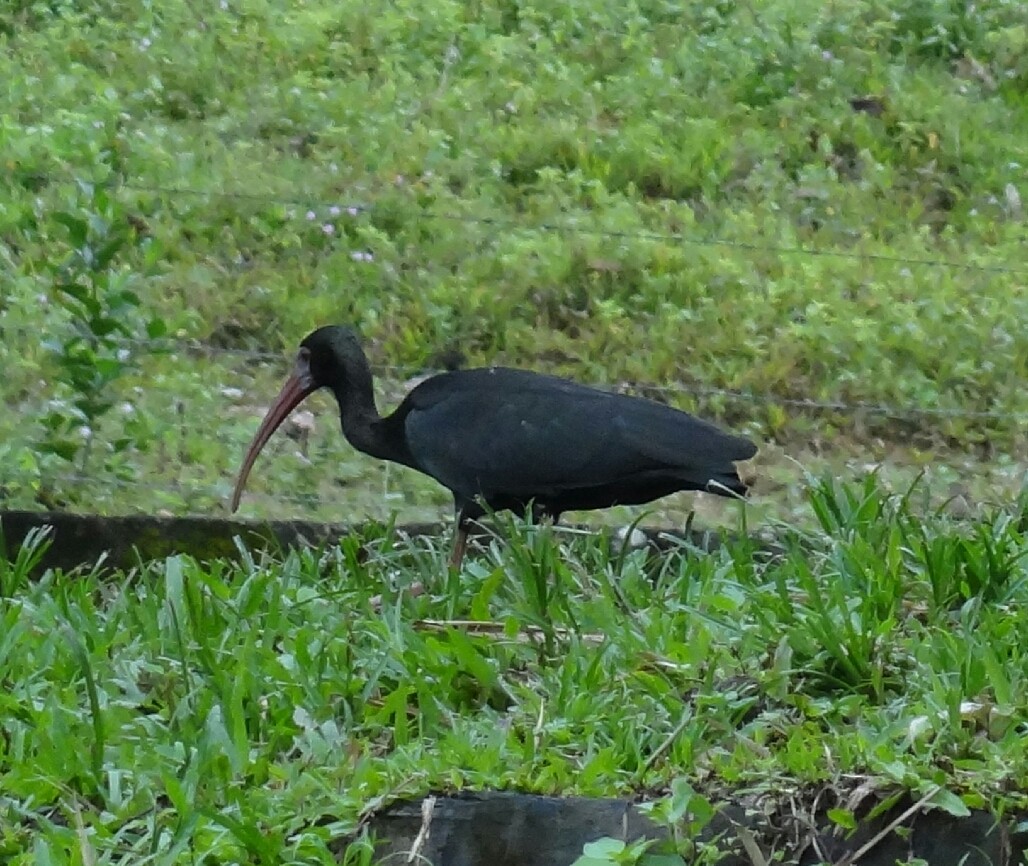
[0,0,1026,526]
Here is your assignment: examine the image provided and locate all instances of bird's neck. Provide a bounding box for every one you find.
[332,378,391,459]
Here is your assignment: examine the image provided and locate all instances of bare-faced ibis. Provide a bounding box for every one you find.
[231,325,758,567]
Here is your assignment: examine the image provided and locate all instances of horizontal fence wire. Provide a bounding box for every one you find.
[18,171,1028,277]
[2,182,1025,522]
[4,173,1027,435]
[5,325,1028,423]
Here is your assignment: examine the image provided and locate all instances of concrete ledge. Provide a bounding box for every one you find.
[365,791,1025,866]
[0,509,745,576]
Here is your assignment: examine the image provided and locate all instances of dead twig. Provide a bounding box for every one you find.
[835,785,941,866]
[638,711,694,777]
[407,795,436,864]
[412,618,606,645]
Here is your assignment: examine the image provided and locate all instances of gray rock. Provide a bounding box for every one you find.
[363,792,1026,866]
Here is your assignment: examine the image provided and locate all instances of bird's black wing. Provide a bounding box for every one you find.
[402,368,754,502]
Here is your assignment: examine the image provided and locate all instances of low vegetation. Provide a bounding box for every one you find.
[0,0,1026,862]
[0,0,1025,522]
[2,479,1027,863]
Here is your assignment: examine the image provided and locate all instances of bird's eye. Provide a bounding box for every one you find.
[295,346,314,382]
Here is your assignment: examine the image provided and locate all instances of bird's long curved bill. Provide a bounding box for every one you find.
[231,369,316,512]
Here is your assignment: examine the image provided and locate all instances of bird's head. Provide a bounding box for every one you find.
[230,325,367,512]
[299,325,368,390]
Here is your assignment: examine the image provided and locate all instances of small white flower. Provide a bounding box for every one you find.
[350,251,374,262]
[117,348,131,362]
[305,210,317,221]
[329,205,341,216]
[346,206,359,216]
[139,37,152,50]
[322,223,335,235]
[1004,183,1021,215]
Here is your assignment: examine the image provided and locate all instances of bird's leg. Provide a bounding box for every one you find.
[371,508,474,613]
[449,520,469,570]
[370,510,467,612]
[377,510,467,607]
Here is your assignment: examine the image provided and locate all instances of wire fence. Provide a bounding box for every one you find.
[31,172,1028,278]
[4,323,1028,424]
[4,171,1027,521]
[5,0,1027,532]
[6,313,1025,519]
[7,174,1028,401]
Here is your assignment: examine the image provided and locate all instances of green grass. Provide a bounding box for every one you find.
[0,0,1026,524]
[1,478,1027,863]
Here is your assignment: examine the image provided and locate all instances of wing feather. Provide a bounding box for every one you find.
[402,368,754,502]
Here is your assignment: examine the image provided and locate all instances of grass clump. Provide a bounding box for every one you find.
[1,478,1027,862]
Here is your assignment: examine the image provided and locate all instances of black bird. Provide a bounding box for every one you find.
[231,325,758,566]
